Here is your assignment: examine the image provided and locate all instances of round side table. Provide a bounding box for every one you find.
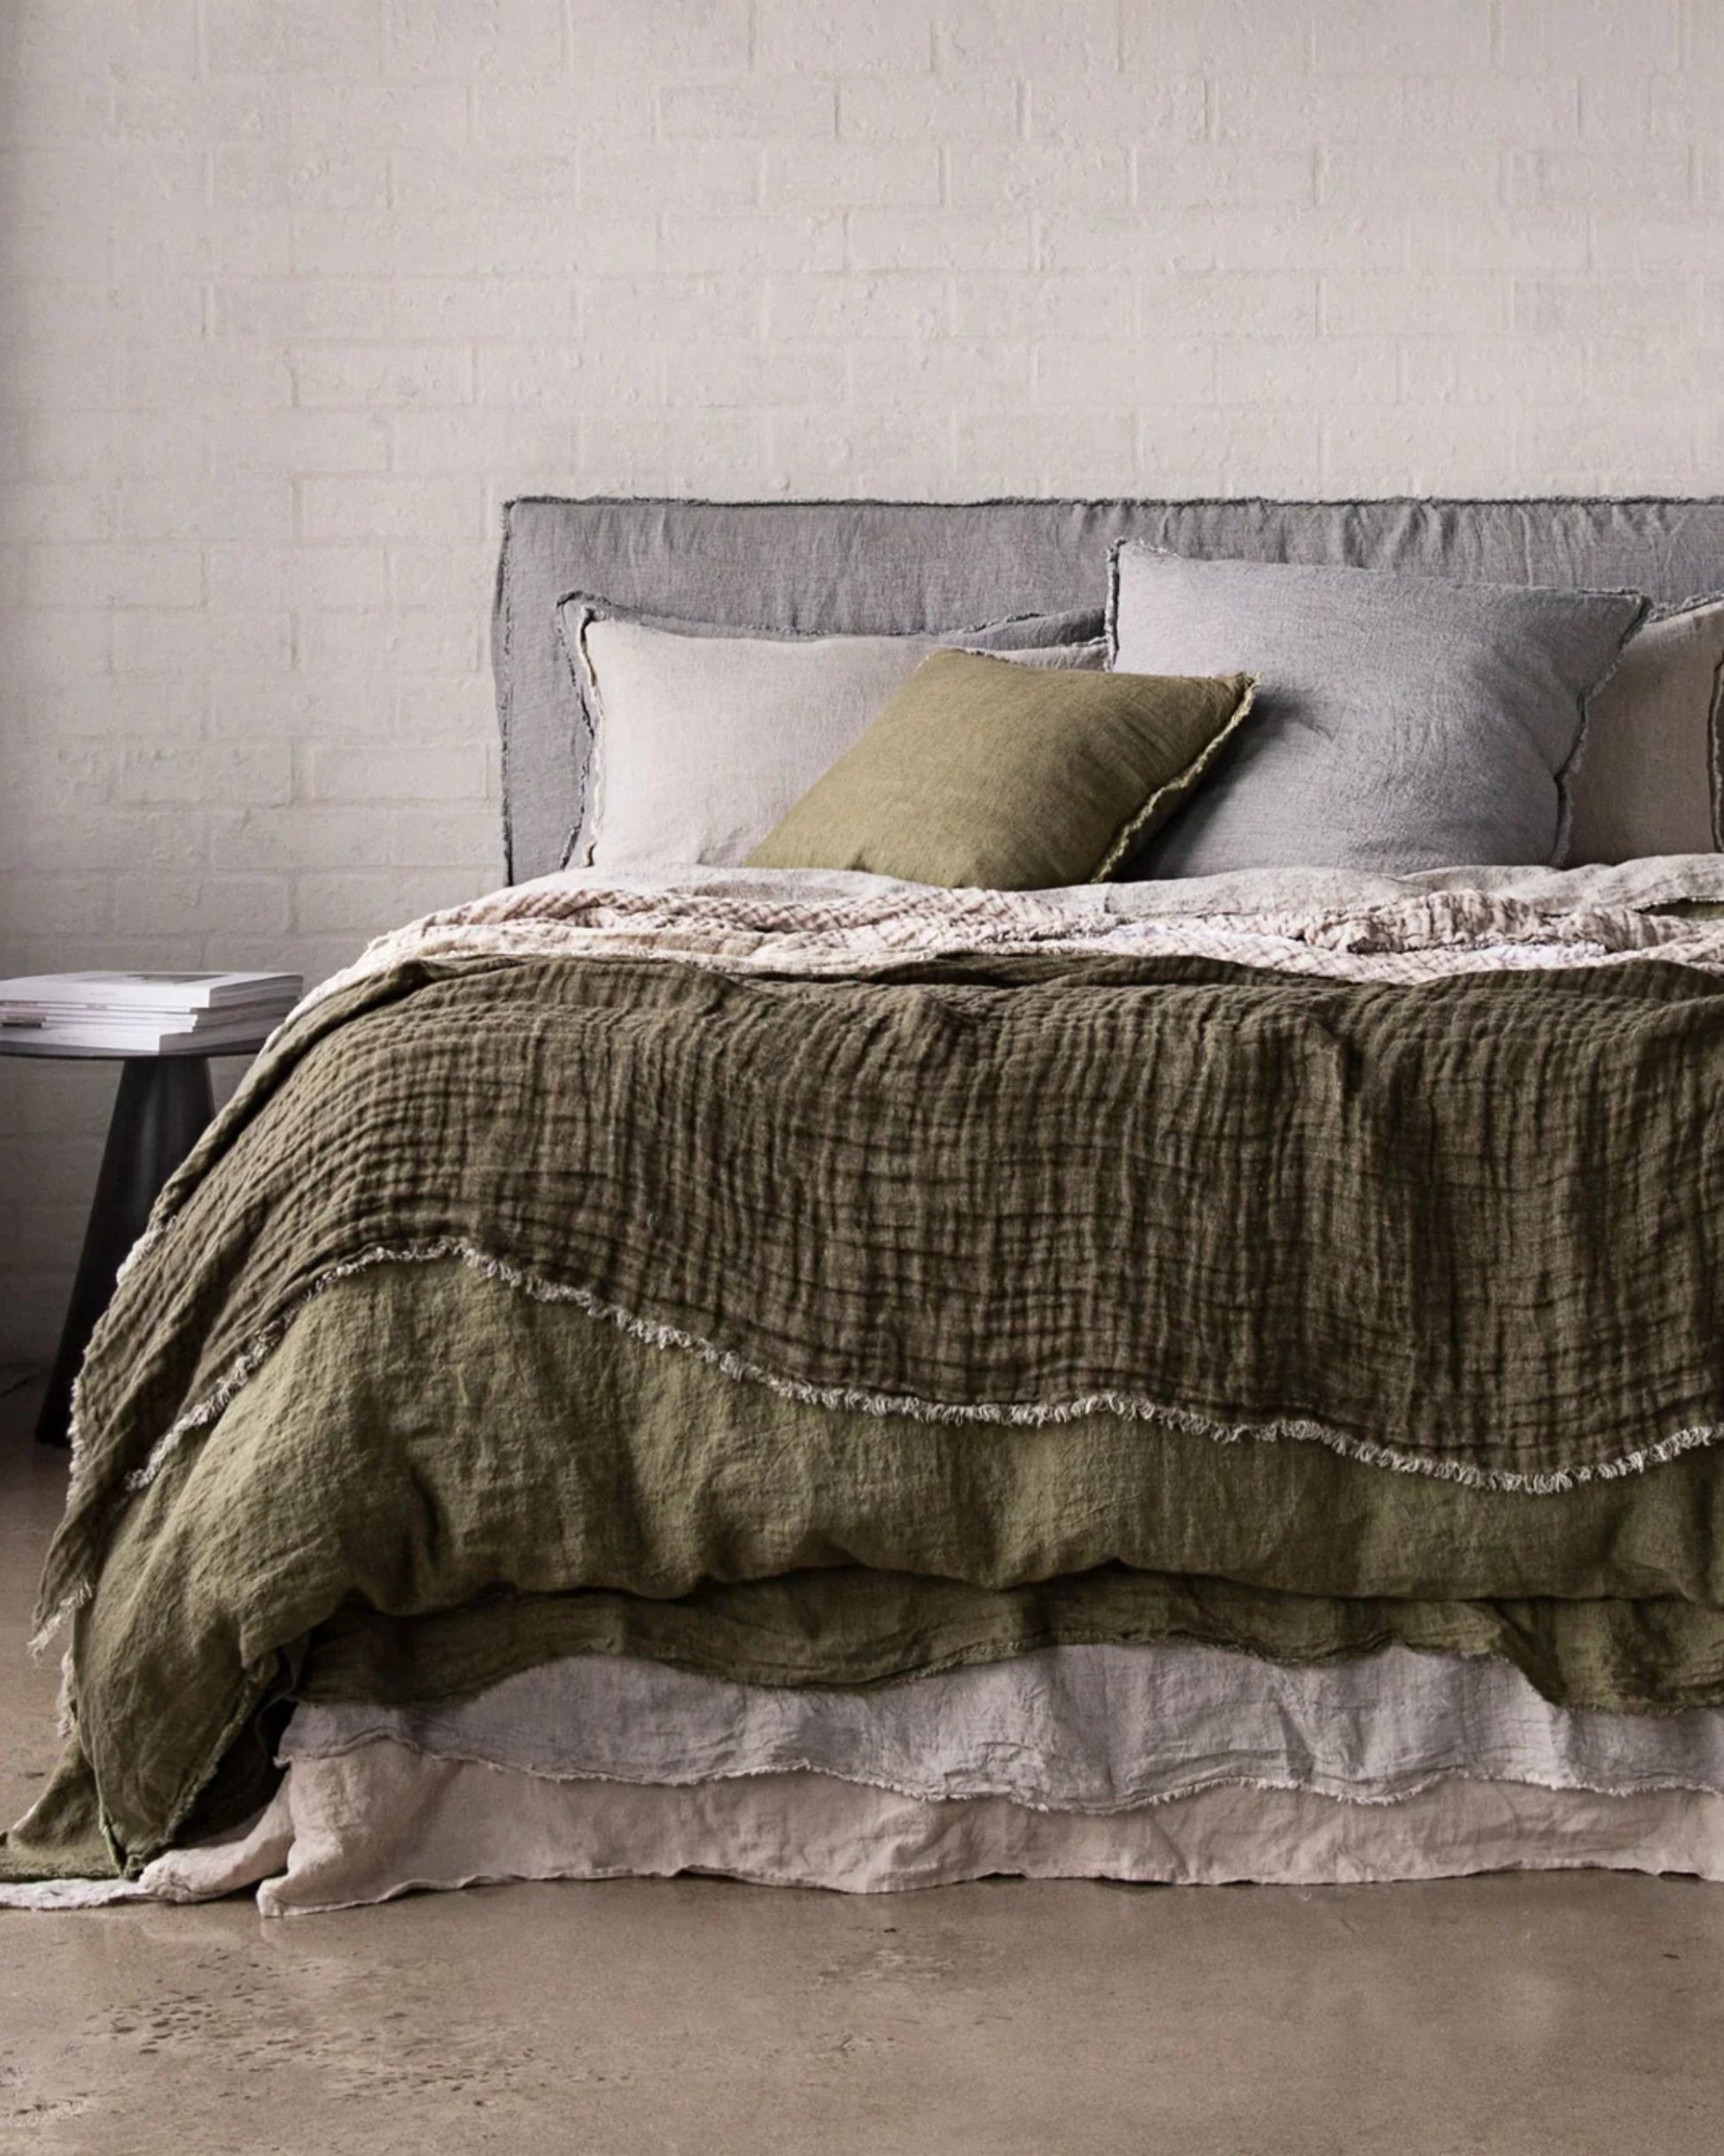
[1,1031,276,1449]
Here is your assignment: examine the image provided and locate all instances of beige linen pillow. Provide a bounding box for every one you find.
[748,650,1258,891]
[1565,599,1724,864]
[575,618,935,869]
[560,601,1103,871]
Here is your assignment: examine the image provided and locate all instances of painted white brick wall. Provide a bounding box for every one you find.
[2,0,1722,1358]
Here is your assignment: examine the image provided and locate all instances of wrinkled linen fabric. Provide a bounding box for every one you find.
[115,1757,1724,1913]
[285,1643,1724,1810]
[50,857,1724,1601]
[39,1245,1724,1890]
[308,857,1724,1000]
[18,857,1724,1889]
[300,1562,1724,1723]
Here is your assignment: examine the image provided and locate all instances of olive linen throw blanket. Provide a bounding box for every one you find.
[15,860,1724,1887]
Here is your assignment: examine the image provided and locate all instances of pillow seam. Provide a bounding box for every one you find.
[1554,593,1655,867]
[1091,678,1260,882]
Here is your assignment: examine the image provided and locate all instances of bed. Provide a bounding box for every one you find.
[10,492,1724,1913]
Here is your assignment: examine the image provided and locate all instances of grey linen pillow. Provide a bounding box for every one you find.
[557,596,1104,871]
[1109,547,1649,876]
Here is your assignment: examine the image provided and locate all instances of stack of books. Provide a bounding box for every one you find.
[0,971,303,1054]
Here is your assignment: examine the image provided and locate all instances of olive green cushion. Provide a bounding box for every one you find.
[746,650,1259,890]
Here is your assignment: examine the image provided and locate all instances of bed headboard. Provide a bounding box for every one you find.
[493,494,1724,885]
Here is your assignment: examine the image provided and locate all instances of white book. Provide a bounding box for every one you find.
[17,1010,295,1053]
[4,1000,297,1029]
[0,969,301,1015]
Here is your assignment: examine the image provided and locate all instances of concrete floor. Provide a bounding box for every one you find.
[4,1384,1724,2153]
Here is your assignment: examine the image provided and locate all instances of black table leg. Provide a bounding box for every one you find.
[35,1057,214,1449]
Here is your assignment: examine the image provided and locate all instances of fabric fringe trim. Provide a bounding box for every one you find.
[287,1734,1724,1817]
[37,1226,1724,1654]
[64,1232,1724,1595]
[29,1586,89,1664]
[42,864,1724,1647]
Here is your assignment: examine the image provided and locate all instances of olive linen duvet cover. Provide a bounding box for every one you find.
[13,858,1724,1901]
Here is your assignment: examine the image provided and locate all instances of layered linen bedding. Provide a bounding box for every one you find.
[12,857,1724,1908]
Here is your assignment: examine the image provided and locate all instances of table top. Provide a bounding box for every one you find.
[0,1032,275,1062]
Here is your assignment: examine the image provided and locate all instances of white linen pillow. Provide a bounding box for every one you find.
[557,601,1104,871]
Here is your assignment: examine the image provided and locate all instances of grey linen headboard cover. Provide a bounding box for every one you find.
[492,495,1724,885]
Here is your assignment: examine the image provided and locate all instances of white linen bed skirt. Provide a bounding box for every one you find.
[288,1641,1724,1810]
[14,1641,1724,1913]
[133,1750,1724,1917]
